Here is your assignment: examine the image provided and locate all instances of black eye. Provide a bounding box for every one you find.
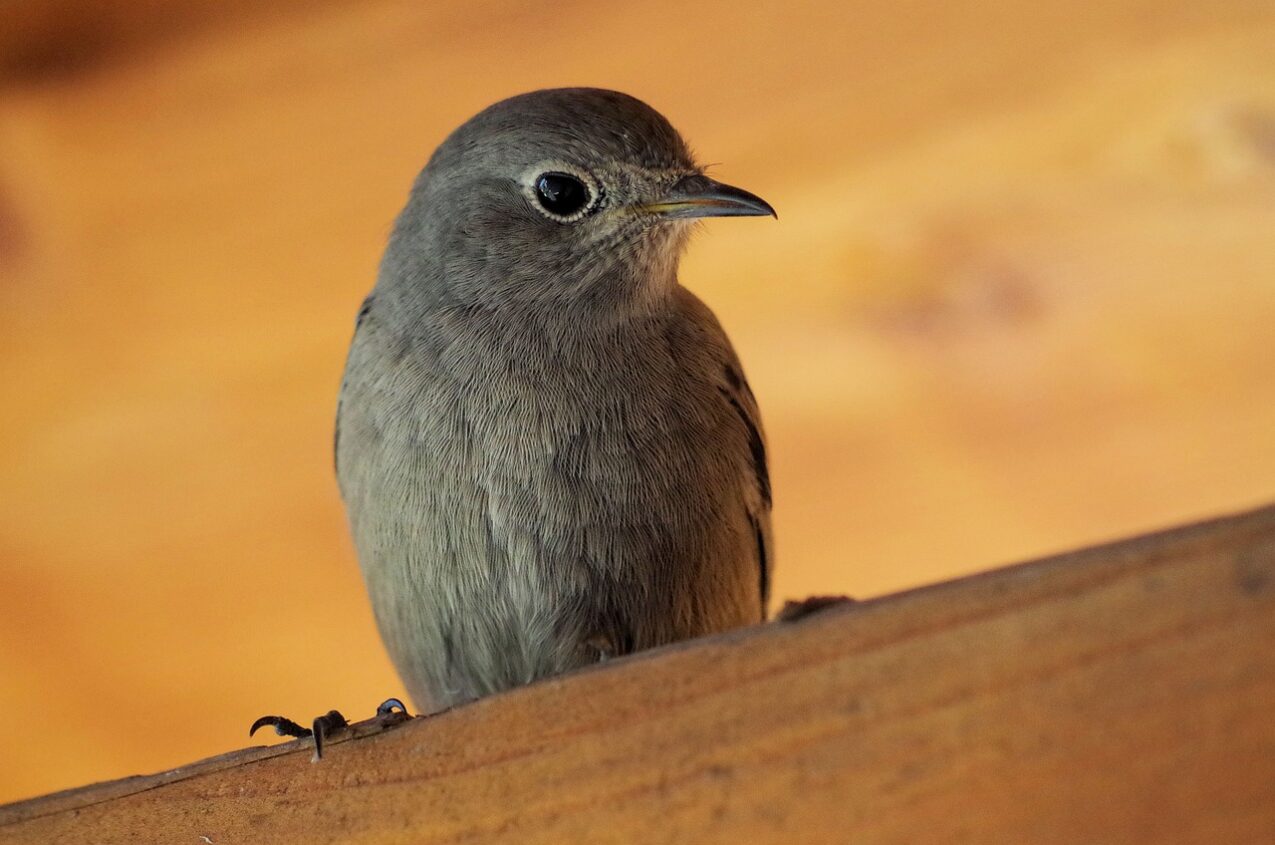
[534,172,592,218]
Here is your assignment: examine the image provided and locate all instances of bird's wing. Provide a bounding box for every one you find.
[675,287,774,620]
[722,355,774,617]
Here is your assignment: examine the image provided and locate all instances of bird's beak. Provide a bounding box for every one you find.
[640,174,776,220]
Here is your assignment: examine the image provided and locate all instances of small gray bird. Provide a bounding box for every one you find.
[336,88,774,716]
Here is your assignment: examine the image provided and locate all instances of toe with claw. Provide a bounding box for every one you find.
[249,709,349,761]
[373,697,410,726]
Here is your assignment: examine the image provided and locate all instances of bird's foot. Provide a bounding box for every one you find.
[776,594,857,622]
[249,698,411,761]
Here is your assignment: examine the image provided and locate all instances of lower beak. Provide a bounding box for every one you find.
[641,174,776,220]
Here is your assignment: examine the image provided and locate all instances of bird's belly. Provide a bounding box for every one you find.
[343,365,754,712]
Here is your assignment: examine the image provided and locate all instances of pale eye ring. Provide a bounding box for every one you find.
[524,165,600,222]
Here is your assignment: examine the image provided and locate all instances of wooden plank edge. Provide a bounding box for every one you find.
[1,501,1272,828]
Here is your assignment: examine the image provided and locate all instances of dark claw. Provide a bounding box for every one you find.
[310,710,349,761]
[249,715,312,739]
[376,698,408,719]
[248,710,348,761]
[373,697,412,730]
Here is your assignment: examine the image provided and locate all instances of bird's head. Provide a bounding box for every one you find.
[383,88,774,314]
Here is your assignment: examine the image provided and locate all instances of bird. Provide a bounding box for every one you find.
[253,88,776,752]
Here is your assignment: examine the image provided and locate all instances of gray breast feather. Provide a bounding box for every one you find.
[335,287,772,711]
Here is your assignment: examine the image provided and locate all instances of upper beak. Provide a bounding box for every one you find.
[641,174,777,220]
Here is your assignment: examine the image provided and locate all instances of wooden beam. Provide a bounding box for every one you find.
[3,505,1273,843]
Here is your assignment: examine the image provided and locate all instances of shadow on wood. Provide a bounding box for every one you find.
[3,505,1273,844]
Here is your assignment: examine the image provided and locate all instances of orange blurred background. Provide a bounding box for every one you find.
[2,0,1274,805]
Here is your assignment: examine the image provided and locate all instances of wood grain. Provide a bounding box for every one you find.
[3,505,1273,844]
